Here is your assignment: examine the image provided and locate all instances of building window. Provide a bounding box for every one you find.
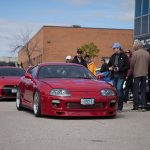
[149,14,150,33]
[135,18,141,35]
[142,15,148,34]
[142,0,149,15]
[135,0,142,17]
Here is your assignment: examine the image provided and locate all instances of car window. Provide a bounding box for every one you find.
[38,65,96,79]
[0,68,25,76]
[30,66,39,78]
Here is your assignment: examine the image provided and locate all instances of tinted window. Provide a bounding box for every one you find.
[30,66,39,78]
[142,15,148,34]
[0,68,25,76]
[135,0,142,17]
[134,18,141,35]
[149,14,150,33]
[38,65,96,79]
[142,0,149,15]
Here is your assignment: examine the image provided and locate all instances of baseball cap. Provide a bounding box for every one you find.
[112,42,121,49]
[66,56,72,60]
[77,48,83,54]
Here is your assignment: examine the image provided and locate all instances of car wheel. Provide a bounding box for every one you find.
[16,89,23,110]
[33,92,41,117]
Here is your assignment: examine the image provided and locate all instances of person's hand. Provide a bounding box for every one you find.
[109,66,113,71]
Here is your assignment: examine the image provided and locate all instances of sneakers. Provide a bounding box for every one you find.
[141,108,146,112]
[138,108,146,112]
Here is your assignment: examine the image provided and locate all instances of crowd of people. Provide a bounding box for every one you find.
[66,40,150,112]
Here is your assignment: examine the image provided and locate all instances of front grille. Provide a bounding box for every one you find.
[66,102,105,109]
[2,85,17,98]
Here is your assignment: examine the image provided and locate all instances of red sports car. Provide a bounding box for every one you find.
[0,66,25,99]
[16,62,118,117]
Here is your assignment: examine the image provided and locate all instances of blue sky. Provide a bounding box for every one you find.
[0,0,135,57]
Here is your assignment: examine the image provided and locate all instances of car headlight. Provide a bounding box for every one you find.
[100,89,116,96]
[50,89,71,96]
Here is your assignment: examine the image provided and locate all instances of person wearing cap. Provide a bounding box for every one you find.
[66,55,72,63]
[84,54,96,75]
[72,48,87,67]
[108,42,129,112]
[130,40,150,111]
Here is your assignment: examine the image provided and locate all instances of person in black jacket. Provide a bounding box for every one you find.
[108,42,129,112]
[72,49,87,67]
[100,58,108,72]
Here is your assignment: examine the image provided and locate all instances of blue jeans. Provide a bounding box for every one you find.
[113,77,125,111]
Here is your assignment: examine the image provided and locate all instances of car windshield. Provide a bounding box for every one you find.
[0,68,25,76]
[38,65,96,79]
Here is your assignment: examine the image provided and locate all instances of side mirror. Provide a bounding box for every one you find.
[97,74,104,80]
[25,73,32,79]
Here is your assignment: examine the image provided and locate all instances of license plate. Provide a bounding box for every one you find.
[81,98,95,105]
[12,88,17,93]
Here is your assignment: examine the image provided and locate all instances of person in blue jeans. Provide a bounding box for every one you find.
[108,42,129,111]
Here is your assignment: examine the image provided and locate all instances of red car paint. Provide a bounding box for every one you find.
[17,62,118,117]
[0,66,25,99]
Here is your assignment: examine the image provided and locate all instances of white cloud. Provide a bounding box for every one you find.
[55,0,92,5]
[0,19,43,56]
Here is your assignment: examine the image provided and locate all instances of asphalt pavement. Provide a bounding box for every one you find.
[0,101,150,150]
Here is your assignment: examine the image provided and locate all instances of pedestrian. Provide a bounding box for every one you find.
[72,48,87,67]
[66,55,72,63]
[108,42,130,112]
[124,50,133,103]
[100,58,108,73]
[131,40,150,111]
[84,54,96,75]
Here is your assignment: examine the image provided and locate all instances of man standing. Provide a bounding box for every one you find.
[131,40,150,111]
[72,49,87,67]
[108,42,129,112]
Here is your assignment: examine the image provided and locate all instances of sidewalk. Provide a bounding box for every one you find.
[123,101,133,112]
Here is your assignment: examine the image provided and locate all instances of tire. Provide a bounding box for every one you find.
[33,92,41,117]
[16,89,23,110]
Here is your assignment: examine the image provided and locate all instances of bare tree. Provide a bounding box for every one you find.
[11,28,42,66]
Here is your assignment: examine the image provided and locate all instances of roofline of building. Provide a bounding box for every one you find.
[42,25,133,31]
[18,25,133,53]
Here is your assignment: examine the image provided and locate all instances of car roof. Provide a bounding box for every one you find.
[0,66,23,69]
[38,62,84,67]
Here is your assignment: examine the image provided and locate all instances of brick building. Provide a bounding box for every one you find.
[18,26,133,69]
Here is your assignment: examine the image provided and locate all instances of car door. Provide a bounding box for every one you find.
[24,66,39,107]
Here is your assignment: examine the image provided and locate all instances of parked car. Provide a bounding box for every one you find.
[0,66,25,99]
[16,62,118,117]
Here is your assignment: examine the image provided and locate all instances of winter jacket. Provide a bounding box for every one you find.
[100,63,108,73]
[131,48,150,78]
[87,62,96,75]
[72,56,87,68]
[108,52,130,79]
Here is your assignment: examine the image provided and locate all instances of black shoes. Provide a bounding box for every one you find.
[131,107,138,110]
[131,106,146,112]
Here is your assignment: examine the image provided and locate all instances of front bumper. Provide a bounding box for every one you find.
[0,86,18,99]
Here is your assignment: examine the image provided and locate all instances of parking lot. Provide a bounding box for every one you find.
[0,100,150,150]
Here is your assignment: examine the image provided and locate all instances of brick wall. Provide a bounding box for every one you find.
[18,26,133,69]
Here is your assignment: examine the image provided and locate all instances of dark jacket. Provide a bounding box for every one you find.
[72,56,87,67]
[108,52,130,79]
[100,63,108,72]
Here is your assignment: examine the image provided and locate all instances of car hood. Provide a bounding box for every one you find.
[0,76,21,86]
[40,78,113,92]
